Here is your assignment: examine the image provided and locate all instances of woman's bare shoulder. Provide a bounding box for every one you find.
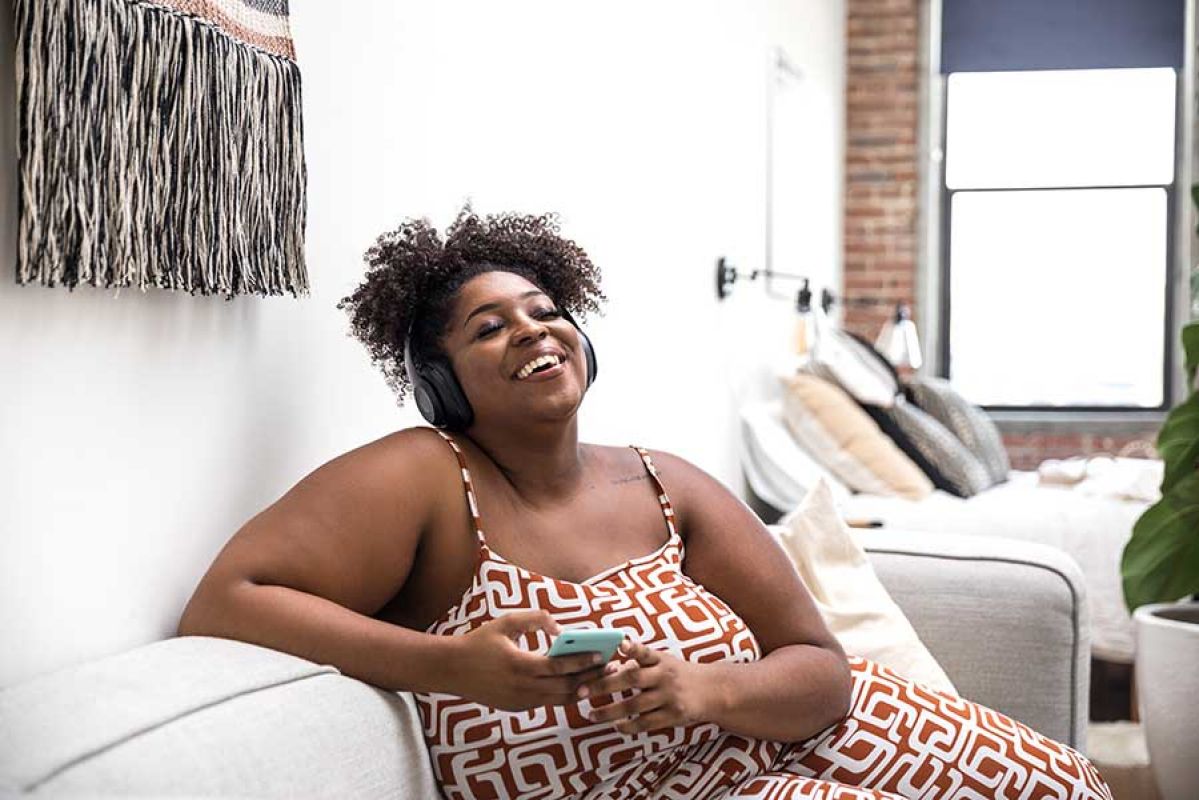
[290,426,456,498]
[336,424,453,467]
[209,425,464,615]
[624,447,739,528]
[629,447,710,485]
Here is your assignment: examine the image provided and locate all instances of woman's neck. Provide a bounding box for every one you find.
[464,419,589,507]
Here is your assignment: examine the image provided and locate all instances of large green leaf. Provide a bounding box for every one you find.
[1122,468,1199,611]
[1183,321,1199,393]
[1192,183,1199,234]
[1157,399,1199,494]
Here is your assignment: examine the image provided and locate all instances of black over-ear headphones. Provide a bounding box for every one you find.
[403,306,598,431]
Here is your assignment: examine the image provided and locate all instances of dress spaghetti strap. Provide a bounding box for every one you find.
[432,429,486,546]
[433,430,677,545]
[628,446,679,539]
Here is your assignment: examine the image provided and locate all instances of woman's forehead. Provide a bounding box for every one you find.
[454,271,547,314]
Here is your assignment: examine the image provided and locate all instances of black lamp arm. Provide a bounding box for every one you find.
[820,288,908,318]
[715,257,813,301]
[716,257,907,318]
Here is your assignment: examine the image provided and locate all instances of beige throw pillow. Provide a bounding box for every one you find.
[781,374,933,500]
[775,479,958,696]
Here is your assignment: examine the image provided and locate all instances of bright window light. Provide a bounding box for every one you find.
[949,188,1166,408]
[946,68,1176,190]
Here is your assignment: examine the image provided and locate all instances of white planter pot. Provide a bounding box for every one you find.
[1134,601,1199,800]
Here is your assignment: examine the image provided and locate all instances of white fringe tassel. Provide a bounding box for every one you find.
[15,0,309,297]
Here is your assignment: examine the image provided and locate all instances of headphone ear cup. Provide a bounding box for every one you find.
[576,327,597,387]
[558,307,598,388]
[422,361,474,431]
[404,333,474,430]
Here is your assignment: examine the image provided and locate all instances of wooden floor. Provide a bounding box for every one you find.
[1089,658,1160,799]
[1095,763,1160,800]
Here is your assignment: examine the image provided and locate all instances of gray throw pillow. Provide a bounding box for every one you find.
[862,397,993,498]
[907,377,1010,485]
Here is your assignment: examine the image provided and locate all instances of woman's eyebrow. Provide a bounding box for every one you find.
[462,290,548,328]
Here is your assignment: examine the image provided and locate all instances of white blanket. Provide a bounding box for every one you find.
[1038,456,1162,504]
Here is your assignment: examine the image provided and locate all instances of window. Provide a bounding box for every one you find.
[941,68,1177,408]
[934,0,1185,411]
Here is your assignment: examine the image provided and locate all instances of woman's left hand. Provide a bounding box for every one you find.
[576,640,720,734]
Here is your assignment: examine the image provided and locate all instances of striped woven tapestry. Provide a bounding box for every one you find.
[14,0,308,297]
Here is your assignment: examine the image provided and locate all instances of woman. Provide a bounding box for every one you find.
[178,209,1111,800]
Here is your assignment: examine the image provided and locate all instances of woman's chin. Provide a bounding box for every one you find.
[491,390,584,427]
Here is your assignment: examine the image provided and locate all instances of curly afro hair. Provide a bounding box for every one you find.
[338,206,606,405]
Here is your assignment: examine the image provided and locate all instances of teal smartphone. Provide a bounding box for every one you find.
[547,628,624,662]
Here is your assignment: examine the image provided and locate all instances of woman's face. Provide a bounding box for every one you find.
[442,270,589,429]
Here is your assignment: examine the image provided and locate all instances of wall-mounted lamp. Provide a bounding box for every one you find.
[717,257,922,368]
[822,289,923,370]
[716,257,809,301]
[715,257,812,312]
[876,304,923,370]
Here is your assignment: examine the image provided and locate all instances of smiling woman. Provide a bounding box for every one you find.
[336,207,605,410]
[175,208,1112,800]
[400,272,598,432]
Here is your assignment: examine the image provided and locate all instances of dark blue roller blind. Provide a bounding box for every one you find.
[941,0,1185,73]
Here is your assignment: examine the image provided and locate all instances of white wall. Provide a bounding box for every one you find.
[0,0,844,686]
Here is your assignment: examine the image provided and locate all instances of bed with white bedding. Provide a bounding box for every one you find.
[741,399,1152,663]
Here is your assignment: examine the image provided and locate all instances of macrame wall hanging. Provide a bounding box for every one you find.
[14,0,308,297]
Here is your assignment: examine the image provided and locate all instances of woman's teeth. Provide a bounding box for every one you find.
[516,354,562,380]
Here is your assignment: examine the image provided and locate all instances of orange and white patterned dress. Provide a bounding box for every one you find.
[415,431,1112,800]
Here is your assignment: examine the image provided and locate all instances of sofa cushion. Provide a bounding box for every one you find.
[856,528,1090,750]
[907,376,1010,485]
[781,374,933,500]
[774,481,958,695]
[0,636,438,798]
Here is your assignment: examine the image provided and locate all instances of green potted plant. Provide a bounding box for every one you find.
[1121,321,1199,612]
[1119,186,1199,800]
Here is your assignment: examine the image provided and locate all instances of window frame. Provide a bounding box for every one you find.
[934,72,1183,414]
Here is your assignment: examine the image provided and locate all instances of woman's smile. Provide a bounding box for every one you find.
[516,358,568,383]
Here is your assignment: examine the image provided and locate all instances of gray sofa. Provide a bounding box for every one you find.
[0,529,1090,798]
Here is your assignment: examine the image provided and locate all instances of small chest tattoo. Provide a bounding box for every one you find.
[612,473,648,485]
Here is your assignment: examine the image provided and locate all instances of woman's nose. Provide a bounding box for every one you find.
[512,317,549,345]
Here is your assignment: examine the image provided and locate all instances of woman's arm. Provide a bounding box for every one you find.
[176,427,459,692]
[177,427,606,705]
[584,450,851,743]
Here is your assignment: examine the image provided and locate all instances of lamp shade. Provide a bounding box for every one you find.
[794,311,817,355]
[876,306,923,370]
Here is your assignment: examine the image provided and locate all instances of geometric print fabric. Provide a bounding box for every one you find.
[415,430,1111,800]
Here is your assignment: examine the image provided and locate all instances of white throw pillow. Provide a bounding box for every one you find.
[739,399,851,511]
[806,309,900,408]
[774,479,959,695]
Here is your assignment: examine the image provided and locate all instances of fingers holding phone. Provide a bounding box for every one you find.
[453,615,618,711]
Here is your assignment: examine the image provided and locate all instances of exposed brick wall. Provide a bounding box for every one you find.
[1002,431,1160,472]
[843,0,921,338]
[843,0,1164,471]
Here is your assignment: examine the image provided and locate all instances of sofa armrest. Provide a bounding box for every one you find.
[856,528,1091,752]
[0,637,439,797]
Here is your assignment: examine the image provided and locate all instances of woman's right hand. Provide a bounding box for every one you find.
[448,610,610,711]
